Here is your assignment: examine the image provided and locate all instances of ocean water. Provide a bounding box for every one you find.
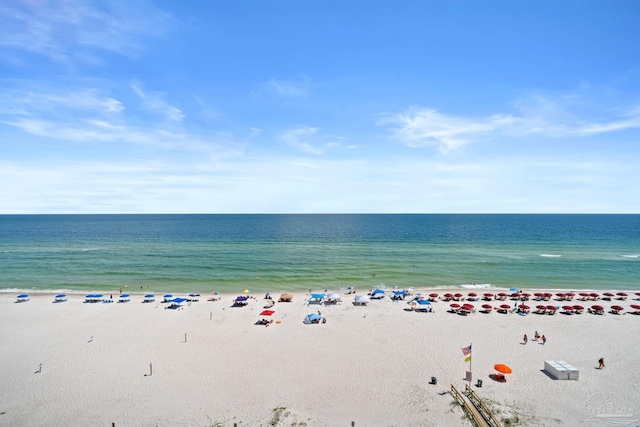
[0,214,638,294]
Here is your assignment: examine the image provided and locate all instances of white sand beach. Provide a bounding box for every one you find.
[1,289,639,427]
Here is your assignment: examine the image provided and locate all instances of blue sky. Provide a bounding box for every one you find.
[1,0,639,213]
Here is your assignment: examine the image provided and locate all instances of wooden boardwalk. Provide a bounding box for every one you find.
[450,384,503,427]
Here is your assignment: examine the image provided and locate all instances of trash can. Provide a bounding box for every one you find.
[431,376,437,385]
[476,379,483,387]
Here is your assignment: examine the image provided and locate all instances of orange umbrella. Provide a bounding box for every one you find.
[494,364,512,374]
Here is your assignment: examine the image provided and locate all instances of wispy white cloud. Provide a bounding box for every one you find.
[265,78,308,97]
[2,153,638,214]
[0,1,168,65]
[278,126,342,155]
[131,84,184,121]
[249,127,263,137]
[383,95,640,152]
[0,84,241,155]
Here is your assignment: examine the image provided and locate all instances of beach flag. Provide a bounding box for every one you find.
[461,344,472,356]
[465,355,471,363]
[465,371,472,382]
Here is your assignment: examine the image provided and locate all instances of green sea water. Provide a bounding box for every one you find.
[0,214,638,294]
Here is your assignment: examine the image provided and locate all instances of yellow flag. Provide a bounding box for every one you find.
[464,356,471,363]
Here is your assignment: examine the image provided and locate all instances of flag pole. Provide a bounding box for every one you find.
[470,342,472,382]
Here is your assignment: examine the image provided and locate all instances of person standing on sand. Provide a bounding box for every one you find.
[541,335,546,345]
[523,334,528,344]
[599,357,605,369]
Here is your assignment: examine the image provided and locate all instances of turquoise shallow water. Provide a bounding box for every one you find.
[0,214,638,294]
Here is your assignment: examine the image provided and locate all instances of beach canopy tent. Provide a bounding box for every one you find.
[279,293,293,302]
[143,294,155,302]
[170,297,187,304]
[303,313,323,324]
[354,295,370,305]
[188,293,201,301]
[326,293,341,303]
[416,299,431,306]
[392,290,407,300]
[309,293,325,304]
[371,289,385,299]
[54,294,67,302]
[16,294,30,302]
[233,295,249,307]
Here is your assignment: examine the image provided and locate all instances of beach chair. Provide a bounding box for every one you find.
[16,294,30,303]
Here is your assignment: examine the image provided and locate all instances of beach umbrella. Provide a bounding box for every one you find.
[509,287,520,293]
[592,305,604,311]
[449,303,460,310]
[616,292,628,299]
[327,293,341,300]
[17,294,30,302]
[429,293,439,299]
[518,304,530,310]
[630,304,640,310]
[494,364,512,374]
[235,296,248,302]
[54,294,67,302]
[279,293,293,302]
[611,305,624,313]
[483,293,493,299]
[417,299,431,305]
[354,295,370,304]
[573,305,584,311]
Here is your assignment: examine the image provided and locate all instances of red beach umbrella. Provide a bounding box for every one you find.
[518,304,530,310]
[611,305,624,312]
[573,305,584,311]
[556,293,566,298]
[579,292,589,297]
[546,305,557,311]
[500,304,511,310]
[444,293,453,297]
[630,304,640,310]
[603,292,614,297]
[562,305,574,311]
[483,293,493,297]
[429,293,439,298]
[590,293,600,298]
[534,292,544,297]
[536,305,547,310]
[461,303,475,310]
[482,304,492,310]
[592,305,604,311]
[450,303,460,309]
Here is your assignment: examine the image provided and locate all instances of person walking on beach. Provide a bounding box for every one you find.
[599,357,605,369]
[534,331,540,341]
[541,335,546,345]
[523,334,528,344]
